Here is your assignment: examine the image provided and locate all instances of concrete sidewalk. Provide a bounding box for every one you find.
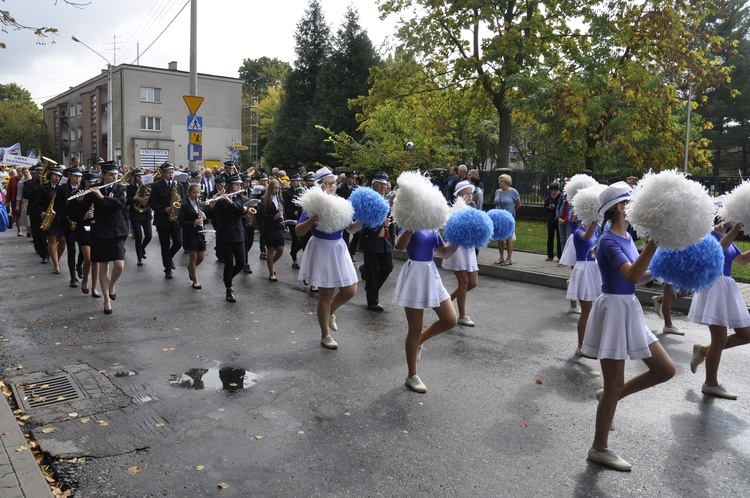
[2,241,748,497]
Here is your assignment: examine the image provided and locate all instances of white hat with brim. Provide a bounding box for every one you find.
[454,180,475,197]
[314,167,335,184]
[598,181,634,215]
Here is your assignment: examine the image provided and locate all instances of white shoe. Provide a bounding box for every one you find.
[690,344,705,373]
[329,314,338,331]
[587,447,632,471]
[568,306,581,315]
[652,295,662,317]
[457,316,475,327]
[702,383,737,400]
[405,375,427,393]
[417,345,425,362]
[595,389,615,431]
[321,335,338,349]
[662,325,684,335]
[575,347,597,359]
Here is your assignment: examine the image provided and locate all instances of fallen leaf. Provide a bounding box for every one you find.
[217,482,229,489]
[297,431,304,435]
[520,423,528,429]
[42,427,55,434]
[344,411,351,416]
[80,418,90,424]
[155,423,165,428]
[2,431,10,436]
[217,408,225,412]
[98,370,106,374]
[20,415,30,421]
[536,379,542,385]
[255,435,264,440]
[68,412,78,418]
[96,420,109,427]
[16,445,28,452]
[55,342,62,346]
[195,465,205,471]
[40,384,50,389]
[162,348,175,351]
[195,354,202,358]
[269,390,276,394]
[56,396,66,401]
[37,320,44,324]
[127,466,141,475]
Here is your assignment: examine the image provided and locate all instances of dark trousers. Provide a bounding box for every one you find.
[547,222,561,259]
[219,241,245,288]
[363,251,394,306]
[342,231,360,258]
[132,220,152,260]
[30,213,49,259]
[157,225,182,271]
[289,228,301,261]
[65,229,77,278]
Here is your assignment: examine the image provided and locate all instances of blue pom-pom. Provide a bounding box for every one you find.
[444,208,494,248]
[650,235,725,293]
[348,187,390,229]
[487,209,516,241]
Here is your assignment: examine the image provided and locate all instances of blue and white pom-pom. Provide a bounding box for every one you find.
[392,171,449,231]
[571,184,606,226]
[720,182,750,235]
[626,170,714,250]
[348,187,390,229]
[295,185,354,233]
[563,174,598,204]
[649,235,724,293]
[443,206,493,249]
[486,209,516,241]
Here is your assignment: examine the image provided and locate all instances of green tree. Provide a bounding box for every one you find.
[378,0,591,170]
[238,57,290,99]
[315,6,381,146]
[0,83,50,155]
[265,0,331,166]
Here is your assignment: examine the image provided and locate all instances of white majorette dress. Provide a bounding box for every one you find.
[441,245,479,272]
[297,211,358,288]
[688,231,750,329]
[566,225,602,302]
[394,229,451,309]
[581,230,657,360]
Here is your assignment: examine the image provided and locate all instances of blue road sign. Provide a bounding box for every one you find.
[187,115,203,132]
[187,144,203,161]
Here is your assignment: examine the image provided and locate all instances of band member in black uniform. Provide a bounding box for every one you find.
[178,183,207,289]
[59,167,83,286]
[149,162,184,279]
[126,168,153,266]
[283,173,303,269]
[212,174,250,302]
[208,174,227,263]
[254,173,269,260]
[336,171,359,260]
[70,172,101,297]
[24,165,50,263]
[81,162,128,314]
[37,166,67,274]
[260,178,285,281]
[240,173,255,274]
[358,172,395,312]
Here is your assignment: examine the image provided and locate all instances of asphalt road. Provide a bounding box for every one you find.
[1,233,749,497]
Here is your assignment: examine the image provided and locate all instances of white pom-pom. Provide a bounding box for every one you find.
[296,185,354,233]
[625,170,714,250]
[571,184,606,226]
[720,182,750,235]
[392,171,449,231]
[450,197,468,214]
[563,174,598,204]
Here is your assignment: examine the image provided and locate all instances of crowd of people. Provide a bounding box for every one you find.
[2,159,750,474]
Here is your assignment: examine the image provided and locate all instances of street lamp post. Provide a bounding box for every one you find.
[72,36,114,163]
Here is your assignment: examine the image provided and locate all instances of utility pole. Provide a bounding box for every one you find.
[189,0,198,172]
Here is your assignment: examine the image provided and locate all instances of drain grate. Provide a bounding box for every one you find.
[12,374,88,411]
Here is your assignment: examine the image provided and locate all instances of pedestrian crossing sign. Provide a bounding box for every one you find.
[187,115,203,132]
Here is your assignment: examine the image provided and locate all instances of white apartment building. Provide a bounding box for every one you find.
[42,62,242,169]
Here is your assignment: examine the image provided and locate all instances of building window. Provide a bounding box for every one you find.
[140,116,161,132]
[140,87,161,103]
[77,103,82,115]
[69,129,76,142]
[69,105,76,117]
[77,127,83,140]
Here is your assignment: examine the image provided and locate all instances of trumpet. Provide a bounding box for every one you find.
[67,180,120,200]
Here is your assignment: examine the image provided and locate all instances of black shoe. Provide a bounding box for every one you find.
[226,288,236,303]
[81,287,90,295]
[41,256,50,264]
[165,271,173,280]
[69,277,79,288]
[104,307,113,315]
[137,260,143,266]
[358,265,366,281]
[141,252,147,259]
[243,264,253,274]
[260,252,267,260]
[292,261,300,270]
[367,303,384,312]
[171,260,176,270]
[76,265,83,279]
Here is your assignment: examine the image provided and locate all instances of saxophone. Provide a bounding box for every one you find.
[168,180,181,222]
[40,188,57,231]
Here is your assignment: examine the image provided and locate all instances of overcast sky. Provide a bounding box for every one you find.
[1,0,397,105]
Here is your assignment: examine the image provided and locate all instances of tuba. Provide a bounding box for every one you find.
[39,156,58,185]
[168,179,181,222]
[133,169,160,213]
[40,188,57,231]
[119,166,134,186]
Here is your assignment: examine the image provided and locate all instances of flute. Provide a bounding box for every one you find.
[67,180,120,200]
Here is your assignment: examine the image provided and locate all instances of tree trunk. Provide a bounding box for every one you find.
[496,105,511,169]
[584,135,598,174]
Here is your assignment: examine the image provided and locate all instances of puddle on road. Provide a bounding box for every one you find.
[170,367,258,391]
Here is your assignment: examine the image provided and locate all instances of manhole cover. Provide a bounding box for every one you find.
[12,374,88,411]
